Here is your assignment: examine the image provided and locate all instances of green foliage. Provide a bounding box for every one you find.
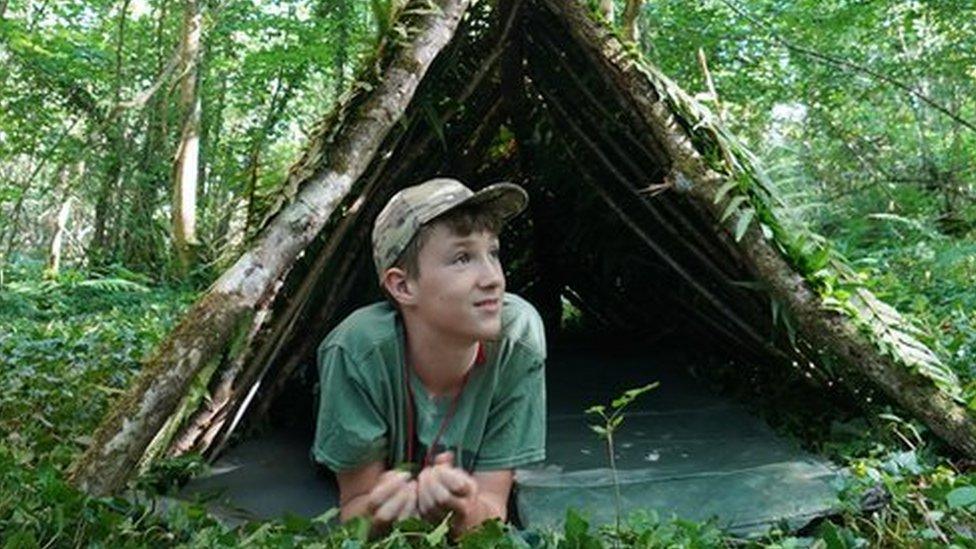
[2,0,976,545]
[0,0,382,276]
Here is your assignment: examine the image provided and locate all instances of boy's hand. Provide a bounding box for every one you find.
[417,452,479,524]
[366,470,419,528]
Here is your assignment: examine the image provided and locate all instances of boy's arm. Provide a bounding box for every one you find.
[336,461,418,537]
[461,469,513,529]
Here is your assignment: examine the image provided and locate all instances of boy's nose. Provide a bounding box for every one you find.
[478,257,504,289]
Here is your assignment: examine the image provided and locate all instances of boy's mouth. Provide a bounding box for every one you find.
[474,297,500,311]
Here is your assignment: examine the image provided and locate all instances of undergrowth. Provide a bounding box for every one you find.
[2,258,976,547]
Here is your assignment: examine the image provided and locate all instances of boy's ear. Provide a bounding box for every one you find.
[382,267,417,307]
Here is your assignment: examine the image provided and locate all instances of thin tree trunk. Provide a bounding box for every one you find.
[203,73,229,250]
[331,0,349,98]
[621,0,643,43]
[172,0,203,274]
[48,198,73,277]
[69,0,472,497]
[243,72,293,236]
[124,0,170,269]
[0,0,8,20]
[91,148,122,261]
[599,0,613,22]
[91,0,132,263]
[47,159,85,276]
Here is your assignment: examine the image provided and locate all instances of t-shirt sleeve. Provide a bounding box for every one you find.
[475,351,547,470]
[312,344,388,471]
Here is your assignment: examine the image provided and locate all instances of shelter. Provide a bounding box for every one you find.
[70,0,976,533]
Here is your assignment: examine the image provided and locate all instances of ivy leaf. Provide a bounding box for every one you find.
[424,514,451,546]
[946,486,976,509]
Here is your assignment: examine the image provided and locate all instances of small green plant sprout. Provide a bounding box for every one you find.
[585,381,659,532]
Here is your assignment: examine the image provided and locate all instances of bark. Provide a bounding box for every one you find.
[69,0,473,497]
[172,0,203,273]
[621,0,644,43]
[542,0,976,457]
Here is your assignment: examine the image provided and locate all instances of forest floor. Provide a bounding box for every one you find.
[1,233,976,547]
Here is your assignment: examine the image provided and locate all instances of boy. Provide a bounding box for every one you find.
[312,177,547,536]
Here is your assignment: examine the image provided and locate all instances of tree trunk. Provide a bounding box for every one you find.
[125,9,167,269]
[599,0,613,22]
[329,0,350,98]
[69,0,472,497]
[243,72,294,237]
[91,0,132,264]
[172,0,203,274]
[621,0,644,43]
[48,198,73,277]
[91,151,122,262]
[542,0,976,458]
[47,165,74,276]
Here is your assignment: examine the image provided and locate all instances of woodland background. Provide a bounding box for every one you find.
[1,0,976,546]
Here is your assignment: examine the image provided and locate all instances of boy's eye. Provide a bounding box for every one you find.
[490,248,500,258]
[454,253,470,264]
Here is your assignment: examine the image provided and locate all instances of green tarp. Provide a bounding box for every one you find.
[516,348,843,535]
[176,347,843,536]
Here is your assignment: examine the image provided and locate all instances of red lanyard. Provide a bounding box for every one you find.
[403,341,484,468]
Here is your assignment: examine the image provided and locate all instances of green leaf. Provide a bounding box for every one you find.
[311,507,340,525]
[713,179,739,204]
[720,195,748,222]
[817,521,849,549]
[458,519,507,548]
[584,404,605,415]
[808,246,832,273]
[734,208,755,242]
[946,486,976,509]
[589,424,607,436]
[564,508,591,544]
[424,514,451,546]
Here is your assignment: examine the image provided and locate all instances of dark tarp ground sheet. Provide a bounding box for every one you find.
[175,348,843,536]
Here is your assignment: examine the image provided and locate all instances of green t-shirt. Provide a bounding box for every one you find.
[312,292,547,473]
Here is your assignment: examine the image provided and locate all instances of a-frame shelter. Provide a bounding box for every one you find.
[70,0,976,525]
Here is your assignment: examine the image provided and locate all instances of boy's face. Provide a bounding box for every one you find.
[407,223,505,342]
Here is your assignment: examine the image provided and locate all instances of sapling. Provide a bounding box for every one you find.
[585,381,659,533]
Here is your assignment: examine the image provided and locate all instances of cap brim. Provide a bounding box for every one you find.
[451,182,529,222]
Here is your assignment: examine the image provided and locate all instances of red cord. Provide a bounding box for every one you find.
[403,341,483,466]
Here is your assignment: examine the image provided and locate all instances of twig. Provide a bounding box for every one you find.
[696,48,726,124]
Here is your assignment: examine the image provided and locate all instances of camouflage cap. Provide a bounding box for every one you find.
[371,177,528,282]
